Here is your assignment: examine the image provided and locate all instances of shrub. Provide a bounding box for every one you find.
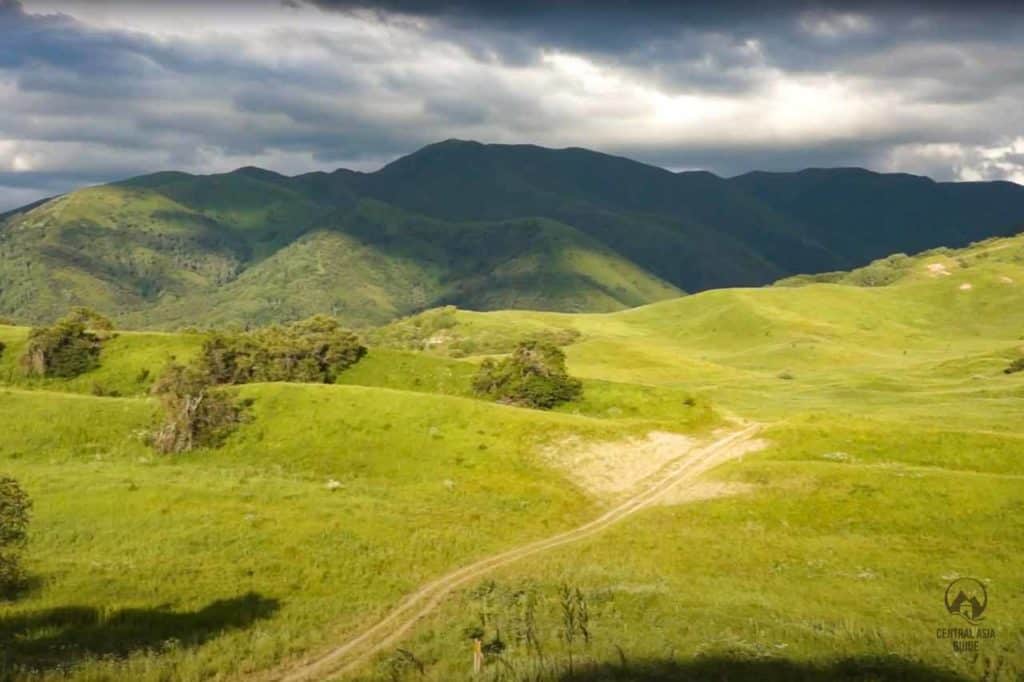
[844,255,908,287]
[64,306,114,332]
[199,315,367,385]
[90,382,121,397]
[1004,357,1024,375]
[367,306,581,357]
[365,306,459,351]
[472,340,582,409]
[0,477,31,597]
[21,308,112,378]
[149,363,245,454]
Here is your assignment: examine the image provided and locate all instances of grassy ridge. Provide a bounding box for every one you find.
[0,327,713,680]
[345,236,1024,680]
[0,380,716,681]
[0,233,1022,680]
[0,326,203,396]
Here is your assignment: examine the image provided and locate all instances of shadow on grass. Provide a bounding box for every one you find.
[0,591,278,673]
[558,655,973,681]
[0,573,45,603]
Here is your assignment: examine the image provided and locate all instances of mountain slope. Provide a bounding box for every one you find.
[733,167,1024,265]
[4,140,1024,328]
[127,201,683,329]
[0,184,247,323]
[351,140,840,288]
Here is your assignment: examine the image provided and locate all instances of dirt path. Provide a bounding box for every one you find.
[273,424,761,682]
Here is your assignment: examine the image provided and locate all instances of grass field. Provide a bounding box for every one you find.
[0,234,1022,680]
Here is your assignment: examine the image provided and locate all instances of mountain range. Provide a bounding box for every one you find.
[2,139,1024,328]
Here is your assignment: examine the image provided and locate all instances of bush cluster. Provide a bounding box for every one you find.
[149,315,366,454]
[842,253,911,287]
[149,363,247,455]
[0,477,31,597]
[21,307,113,378]
[473,339,582,409]
[199,315,367,385]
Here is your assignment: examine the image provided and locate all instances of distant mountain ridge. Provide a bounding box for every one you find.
[2,139,1023,328]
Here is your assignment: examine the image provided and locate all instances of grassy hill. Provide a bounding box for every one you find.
[4,141,1024,328]
[357,234,1024,680]
[0,232,1021,680]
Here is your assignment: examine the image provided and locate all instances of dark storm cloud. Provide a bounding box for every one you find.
[307,0,1024,95]
[0,0,436,206]
[0,0,1022,210]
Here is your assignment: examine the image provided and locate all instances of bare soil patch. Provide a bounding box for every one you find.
[542,431,698,495]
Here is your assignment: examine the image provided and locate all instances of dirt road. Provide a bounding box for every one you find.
[275,424,761,681]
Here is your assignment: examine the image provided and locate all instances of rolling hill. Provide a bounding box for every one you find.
[0,231,1021,680]
[3,139,1024,329]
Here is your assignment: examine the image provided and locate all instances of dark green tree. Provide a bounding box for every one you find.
[472,339,582,409]
[0,477,31,597]
[21,308,112,378]
[64,306,114,332]
[150,363,245,454]
[199,315,367,385]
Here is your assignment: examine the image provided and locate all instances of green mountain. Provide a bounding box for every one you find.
[3,139,1024,328]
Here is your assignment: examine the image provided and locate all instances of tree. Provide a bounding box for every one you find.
[199,315,367,385]
[0,477,31,597]
[20,308,113,378]
[150,363,244,454]
[64,306,114,332]
[472,339,582,409]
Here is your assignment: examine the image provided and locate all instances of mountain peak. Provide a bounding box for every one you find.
[229,166,287,182]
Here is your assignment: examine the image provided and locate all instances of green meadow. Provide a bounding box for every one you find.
[1,234,1023,680]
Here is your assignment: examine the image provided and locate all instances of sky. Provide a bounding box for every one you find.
[1,0,1023,210]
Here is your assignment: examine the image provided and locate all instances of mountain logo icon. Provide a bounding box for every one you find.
[945,578,987,624]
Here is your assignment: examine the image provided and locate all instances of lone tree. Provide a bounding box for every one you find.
[473,339,582,409]
[150,363,245,454]
[21,307,113,378]
[0,477,31,597]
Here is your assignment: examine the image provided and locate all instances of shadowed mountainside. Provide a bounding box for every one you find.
[3,139,1024,328]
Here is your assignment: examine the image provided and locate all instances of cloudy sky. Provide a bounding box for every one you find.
[1,0,1023,210]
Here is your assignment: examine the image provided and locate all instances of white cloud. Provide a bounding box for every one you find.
[799,11,875,39]
[883,138,1024,184]
[2,0,1023,211]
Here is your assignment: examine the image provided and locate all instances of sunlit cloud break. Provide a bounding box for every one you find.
[1,0,1023,209]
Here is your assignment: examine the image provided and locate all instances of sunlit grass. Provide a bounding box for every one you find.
[1,234,1023,679]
